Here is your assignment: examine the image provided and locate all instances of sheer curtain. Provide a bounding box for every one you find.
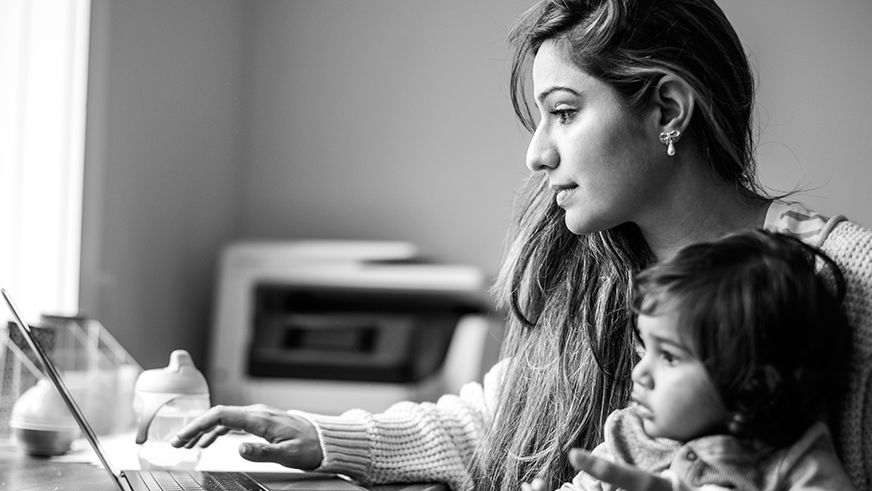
[0,0,91,319]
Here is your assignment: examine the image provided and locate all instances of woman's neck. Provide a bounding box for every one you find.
[637,170,771,261]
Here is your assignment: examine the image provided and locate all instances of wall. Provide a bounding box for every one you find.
[81,1,872,370]
[239,0,872,275]
[239,0,532,275]
[720,1,872,222]
[81,0,245,368]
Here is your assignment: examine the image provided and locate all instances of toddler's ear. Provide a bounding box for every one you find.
[729,364,781,434]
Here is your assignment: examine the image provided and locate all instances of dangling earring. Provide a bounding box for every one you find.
[659,129,680,156]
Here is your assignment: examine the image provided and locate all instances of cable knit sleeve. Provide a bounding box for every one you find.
[819,220,872,490]
[293,359,507,490]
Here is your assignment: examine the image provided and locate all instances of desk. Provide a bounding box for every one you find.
[0,446,447,491]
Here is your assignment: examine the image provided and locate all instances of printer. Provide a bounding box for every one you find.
[207,241,503,415]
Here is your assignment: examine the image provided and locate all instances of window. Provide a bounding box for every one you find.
[0,0,91,319]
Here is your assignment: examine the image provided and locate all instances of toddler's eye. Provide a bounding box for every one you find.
[660,351,678,365]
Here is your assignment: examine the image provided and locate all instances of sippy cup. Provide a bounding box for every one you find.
[133,350,210,470]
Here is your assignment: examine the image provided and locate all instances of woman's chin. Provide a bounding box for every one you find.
[563,213,611,236]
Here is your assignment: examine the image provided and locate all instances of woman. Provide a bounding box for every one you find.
[172,1,872,489]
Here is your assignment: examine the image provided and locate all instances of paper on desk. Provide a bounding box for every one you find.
[53,431,302,473]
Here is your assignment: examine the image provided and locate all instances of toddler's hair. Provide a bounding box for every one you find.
[631,229,851,448]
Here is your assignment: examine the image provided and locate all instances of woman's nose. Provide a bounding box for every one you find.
[525,125,558,172]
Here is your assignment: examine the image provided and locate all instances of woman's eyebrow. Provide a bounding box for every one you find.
[535,86,582,104]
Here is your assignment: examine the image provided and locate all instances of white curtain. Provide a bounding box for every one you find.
[0,0,91,319]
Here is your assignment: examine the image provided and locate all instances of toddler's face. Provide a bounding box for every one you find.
[631,311,729,441]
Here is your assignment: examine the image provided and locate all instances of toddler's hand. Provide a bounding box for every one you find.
[521,477,597,491]
[520,478,548,491]
[569,449,672,491]
[570,470,608,490]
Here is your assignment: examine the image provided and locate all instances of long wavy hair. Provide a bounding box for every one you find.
[470,0,764,488]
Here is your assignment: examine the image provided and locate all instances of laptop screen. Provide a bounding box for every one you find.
[2,289,126,490]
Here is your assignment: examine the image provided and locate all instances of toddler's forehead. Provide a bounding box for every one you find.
[636,302,701,352]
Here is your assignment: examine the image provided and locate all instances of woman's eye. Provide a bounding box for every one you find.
[551,108,575,124]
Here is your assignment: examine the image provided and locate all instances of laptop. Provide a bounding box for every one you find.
[2,288,368,491]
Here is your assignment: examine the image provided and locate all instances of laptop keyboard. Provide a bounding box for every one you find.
[126,470,265,491]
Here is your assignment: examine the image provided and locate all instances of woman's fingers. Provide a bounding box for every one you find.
[238,442,282,463]
[171,405,273,447]
[568,449,672,491]
[239,442,304,469]
[182,430,204,449]
[238,440,321,470]
[169,404,322,470]
[184,425,232,449]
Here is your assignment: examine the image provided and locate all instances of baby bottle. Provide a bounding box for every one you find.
[134,350,210,470]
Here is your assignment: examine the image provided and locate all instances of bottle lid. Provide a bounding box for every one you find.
[134,350,208,395]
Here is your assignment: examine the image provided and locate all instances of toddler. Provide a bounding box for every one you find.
[566,230,856,490]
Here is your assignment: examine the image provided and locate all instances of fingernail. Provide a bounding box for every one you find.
[240,444,251,455]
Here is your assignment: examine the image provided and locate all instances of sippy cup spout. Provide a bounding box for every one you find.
[167,350,194,373]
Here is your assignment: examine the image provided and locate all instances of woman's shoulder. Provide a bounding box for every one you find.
[764,200,849,248]
[767,202,871,489]
[820,218,872,259]
[818,218,872,292]
[765,200,872,270]
[817,216,872,360]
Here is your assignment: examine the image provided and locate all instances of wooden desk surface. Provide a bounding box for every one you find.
[0,445,447,491]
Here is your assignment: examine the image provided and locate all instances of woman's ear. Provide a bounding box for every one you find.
[652,75,695,134]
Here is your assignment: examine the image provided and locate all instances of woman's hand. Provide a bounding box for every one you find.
[169,404,323,470]
[568,449,673,491]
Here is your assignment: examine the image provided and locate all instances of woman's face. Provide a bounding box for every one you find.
[527,41,670,235]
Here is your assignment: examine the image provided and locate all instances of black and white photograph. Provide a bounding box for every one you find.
[1,1,871,490]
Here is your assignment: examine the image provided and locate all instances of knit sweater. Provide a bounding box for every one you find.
[298,202,872,491]
[295,361,503,490]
